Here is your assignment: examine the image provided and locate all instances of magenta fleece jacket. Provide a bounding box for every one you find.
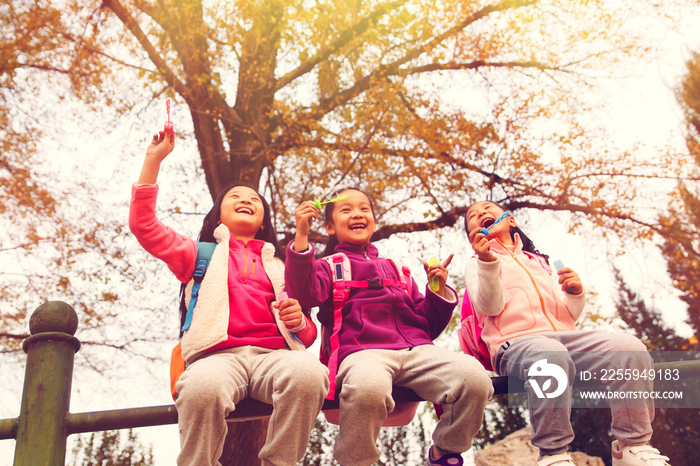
[129,184,315,360]
[284,241,458,366]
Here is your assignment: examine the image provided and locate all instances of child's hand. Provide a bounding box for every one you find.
[276,298,304,329]
[145,131,175,163]
[137,130,176,185]
[556,267,583,295]
[423,254,454,298]
[468,228,496,262]
[292,202,319,251]
[294,202,319,235]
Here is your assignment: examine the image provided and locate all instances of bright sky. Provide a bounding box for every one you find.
[2,3,700,466]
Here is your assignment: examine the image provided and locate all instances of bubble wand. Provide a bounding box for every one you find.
[479,211,511,236]
[313,195,348,210]
[429,257,440,292]
[553,259,575,294]
[163,99,174,134]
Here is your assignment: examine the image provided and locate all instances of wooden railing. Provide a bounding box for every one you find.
[1,301,699,465]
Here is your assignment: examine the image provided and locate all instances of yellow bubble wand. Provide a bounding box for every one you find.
[429,258,440,292]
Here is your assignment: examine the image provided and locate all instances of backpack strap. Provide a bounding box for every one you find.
[522,251,552,274]
[321,253,352,400]
[182,241,217,332]
[459,287,493,371]
[386,258,412,293]
[458,255,494,371]
[320,253,413,400]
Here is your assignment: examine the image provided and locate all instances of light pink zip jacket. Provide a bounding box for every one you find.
[464,234,586,371]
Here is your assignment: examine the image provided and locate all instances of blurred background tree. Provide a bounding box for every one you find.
[70,429,153,466]
[611,269,700,466]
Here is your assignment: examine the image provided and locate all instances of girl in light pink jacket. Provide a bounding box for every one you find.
[464,201,670,466]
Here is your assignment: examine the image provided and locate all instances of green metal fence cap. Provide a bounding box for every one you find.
[29,301,79,336]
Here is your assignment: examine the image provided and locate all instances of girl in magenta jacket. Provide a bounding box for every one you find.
[464,200,670,466]
[285,187,492,466]
[129,130,329,466]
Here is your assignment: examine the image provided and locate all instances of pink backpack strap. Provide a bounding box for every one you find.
[321,253,352,400]
[386,258,411,293]
[458,255,494,371]
[522,251,552,274]
[321,255,412,402]
[322,254,420,425]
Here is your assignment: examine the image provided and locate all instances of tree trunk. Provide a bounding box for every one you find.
[219,418,270,466]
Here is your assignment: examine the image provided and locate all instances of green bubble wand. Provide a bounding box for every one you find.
[313,195,348,210]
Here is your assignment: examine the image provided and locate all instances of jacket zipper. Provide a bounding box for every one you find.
[497,240,557,332]
[243,241,248,277]
[379,258,413,348]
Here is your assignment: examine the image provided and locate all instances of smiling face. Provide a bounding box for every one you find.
[466,201,517,244]
[218,186,265,241]
[324,189,377,246]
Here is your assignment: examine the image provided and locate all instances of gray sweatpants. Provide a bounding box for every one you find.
[334,345,493,466]
[175,346,329,466]
[496,330,654,457]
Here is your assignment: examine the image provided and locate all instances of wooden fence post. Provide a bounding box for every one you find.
[13,301,80,466]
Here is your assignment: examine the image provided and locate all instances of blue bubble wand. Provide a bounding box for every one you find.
[479,211,511,236]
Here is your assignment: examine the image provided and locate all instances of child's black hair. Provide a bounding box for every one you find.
[321,187,377,257]
[178,181,282,336]
[465,201,549,262]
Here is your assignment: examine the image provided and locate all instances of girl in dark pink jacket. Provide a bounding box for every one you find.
[129,130,329,466]
[285,187,492,466]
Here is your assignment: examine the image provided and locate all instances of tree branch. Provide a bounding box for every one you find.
[60,31,157,74]
[402,59,569,75]
[505,199,698,254]
[294,139,542,197]
[313,0,538,115]
[273,0,538,149]
[101,0,187,95]
[373,207,467,239]
[275,0,412,91]
[0,333,29,340]
[2,64,70,75]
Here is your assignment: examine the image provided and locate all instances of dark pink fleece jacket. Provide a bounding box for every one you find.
[129,184,315,354]
[285,241,457,366]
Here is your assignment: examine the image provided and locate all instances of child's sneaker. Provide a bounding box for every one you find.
[611,440,671,466]
[425,445,463,466]
[537,453,576,466]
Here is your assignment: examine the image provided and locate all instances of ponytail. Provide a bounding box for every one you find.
[513,226,549,262]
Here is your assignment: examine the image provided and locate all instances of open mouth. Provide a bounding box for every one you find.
[481,218,495,229]
[236,207,254,215]
[349,224,366,231]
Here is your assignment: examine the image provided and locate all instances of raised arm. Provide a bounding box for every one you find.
[292,200,319,252]
[137,131,175,185]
